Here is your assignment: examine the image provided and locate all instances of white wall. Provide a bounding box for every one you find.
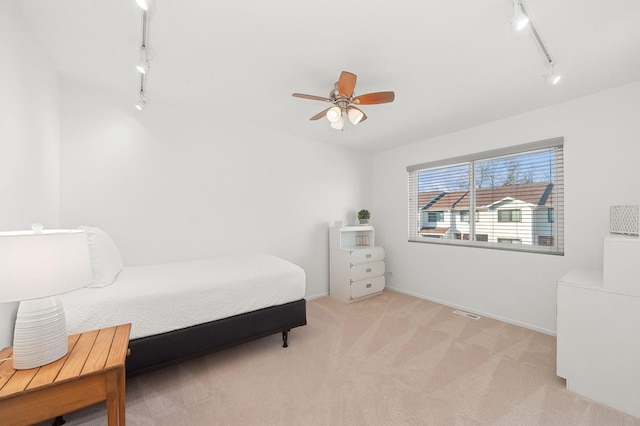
[373,82,640,334]
[59,83,372,299]
[0,3,61,347]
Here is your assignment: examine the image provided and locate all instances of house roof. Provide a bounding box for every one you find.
[419,182,554,210]
[419,227,450,236]
[419,191,468,210]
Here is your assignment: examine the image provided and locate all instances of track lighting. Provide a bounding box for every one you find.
[135,0,153,11]
[135,94,148,111]
[136,59,150,74]
[134,1,152,110]
[512,0,563,86]
[136,47,151,74]
[511,0,529,31]
[547,64,562,85]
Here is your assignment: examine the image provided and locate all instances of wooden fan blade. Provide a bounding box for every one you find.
[337,71,357,97]
[292,93,331,102]
[353,91,395,105]
[310,108,331,120]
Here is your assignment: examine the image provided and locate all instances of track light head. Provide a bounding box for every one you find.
[135,97,147,111]
[136,46,151,74]
[136,60,150,74]
[547,64,562,85]
[511,0,529,31]
[134,1,153,111]
[547,72,562,86]
[135,0,154,11]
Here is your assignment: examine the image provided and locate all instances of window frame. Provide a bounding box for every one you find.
[427,211,444,222]
[407,137,564,255]
[497,237,522,244]
[497,209,522,223]
[460,210,479,222]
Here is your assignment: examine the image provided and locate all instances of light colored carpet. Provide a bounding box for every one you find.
[39,290,640,425]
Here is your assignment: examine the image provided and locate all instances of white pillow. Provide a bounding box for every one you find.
[78,226,124,288]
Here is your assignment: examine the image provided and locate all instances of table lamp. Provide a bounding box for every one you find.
[0,224,93,370]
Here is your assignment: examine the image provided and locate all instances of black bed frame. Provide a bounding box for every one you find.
[125,298,307,376]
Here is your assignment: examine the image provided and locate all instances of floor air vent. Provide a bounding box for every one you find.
[452,310,481,320]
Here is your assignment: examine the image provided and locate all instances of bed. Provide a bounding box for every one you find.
[61,227,307,376]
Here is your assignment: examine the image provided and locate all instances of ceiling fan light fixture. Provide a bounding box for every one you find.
[330,117,345,130]
[326,106,342,123]
[347,108,364,125]
[511,0,529,31]
[292,71,395,130]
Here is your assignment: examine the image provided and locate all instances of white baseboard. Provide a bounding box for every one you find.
[385,285,556,336]
[305,292,328,301]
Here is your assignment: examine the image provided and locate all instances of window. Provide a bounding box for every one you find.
[460,210,479,222]
[498,209,521,222]
[408,138,564,255]
[427,211,444,222]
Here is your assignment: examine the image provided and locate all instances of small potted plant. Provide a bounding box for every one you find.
[358,209,371,225]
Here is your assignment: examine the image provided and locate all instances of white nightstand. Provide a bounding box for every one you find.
[329,225,385,303]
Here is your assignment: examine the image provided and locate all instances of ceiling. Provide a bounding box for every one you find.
[12,0,640,152]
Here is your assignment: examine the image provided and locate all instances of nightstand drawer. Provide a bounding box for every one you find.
[350,260,385,282]
[351,276,385,299]
[350,247,385,265]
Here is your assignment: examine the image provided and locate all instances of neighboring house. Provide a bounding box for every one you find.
[418,182,555,246]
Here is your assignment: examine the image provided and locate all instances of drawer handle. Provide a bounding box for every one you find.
[366,283,372,288]
[366,268,372,273]
[366,254,372,258]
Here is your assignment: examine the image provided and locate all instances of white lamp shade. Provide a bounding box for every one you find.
[326,106,342,123]
[330,117,345,130]
[347,108,364,125]
[0,229,92,303]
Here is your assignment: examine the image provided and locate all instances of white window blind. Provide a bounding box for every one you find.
[407,137,564,255]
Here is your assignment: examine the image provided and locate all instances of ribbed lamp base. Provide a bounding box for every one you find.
[12,296,69,370]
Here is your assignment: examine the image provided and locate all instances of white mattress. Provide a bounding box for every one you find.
[62,253,306,340]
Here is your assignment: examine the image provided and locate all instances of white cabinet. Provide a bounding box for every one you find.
[603,235,640,295]
[557,269,640,418]
[329,226,385,303]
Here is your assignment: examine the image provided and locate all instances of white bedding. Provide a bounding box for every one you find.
[62,253,306,340]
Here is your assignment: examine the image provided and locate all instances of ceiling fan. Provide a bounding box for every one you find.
[292,71,395,130]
